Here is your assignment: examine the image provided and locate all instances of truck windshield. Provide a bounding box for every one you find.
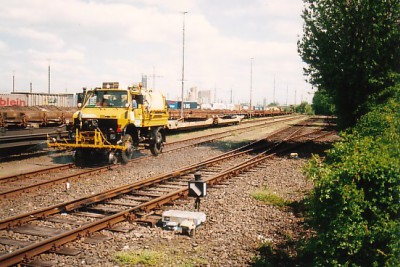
[85,90,128,108]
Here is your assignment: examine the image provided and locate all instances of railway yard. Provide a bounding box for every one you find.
[0,115,339,266]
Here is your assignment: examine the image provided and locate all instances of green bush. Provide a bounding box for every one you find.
[304,85,400,266]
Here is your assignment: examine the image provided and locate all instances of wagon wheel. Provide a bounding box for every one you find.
[121,134,134,163]
[21,115,28,128]
[150,130,163,156]
[108,151,118,165]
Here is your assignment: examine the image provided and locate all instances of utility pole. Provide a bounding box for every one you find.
[214,84,217,103]
[180,11,188,119]
[12,70,15,93]
[286,84,288,108]
[273,76,276,104]
[250,58,253,110]
[230,88,233,104]
[149,66,162,90]
[48,65,51,94]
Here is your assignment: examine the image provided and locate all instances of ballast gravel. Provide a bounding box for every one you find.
[0,116,336,266]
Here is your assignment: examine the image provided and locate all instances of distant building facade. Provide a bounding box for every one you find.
[186,87,198,102]
[198,89,212,104]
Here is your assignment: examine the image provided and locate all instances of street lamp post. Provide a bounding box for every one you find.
[12,70,15,93]
[180,11,188,119]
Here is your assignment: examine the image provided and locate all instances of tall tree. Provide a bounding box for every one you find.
[298,0,400,129]
[312,89,335,115]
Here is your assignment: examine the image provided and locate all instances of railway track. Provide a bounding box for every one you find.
[0,115,295,158]
[0,115,303,199]
[0,118,333,266]
[0,127,68,151]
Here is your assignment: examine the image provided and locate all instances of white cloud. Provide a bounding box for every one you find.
[0,0,310,105]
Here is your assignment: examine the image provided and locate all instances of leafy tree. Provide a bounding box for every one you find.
[296,101,313,114]
[298,0,400,129]
[311,89,335,115]
[304,83,400,266]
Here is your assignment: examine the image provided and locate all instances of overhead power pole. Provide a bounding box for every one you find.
[48,65,51,94]
[149,66,162,90]
[12,70,15,93]
[286,84,288,107]
[273,76,276,104]
[250,58,253,110]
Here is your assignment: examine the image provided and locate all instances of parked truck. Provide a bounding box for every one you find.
[48,82,169,165]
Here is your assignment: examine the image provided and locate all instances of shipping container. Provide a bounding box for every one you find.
[166,100,178,109]
[0,93,75,107]
[181,101,199,109]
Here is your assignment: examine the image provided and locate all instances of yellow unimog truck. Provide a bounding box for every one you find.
[48,82,169,165]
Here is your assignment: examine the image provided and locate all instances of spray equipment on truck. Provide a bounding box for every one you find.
[48,82,169,165]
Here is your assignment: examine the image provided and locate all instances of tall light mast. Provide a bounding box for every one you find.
[180,11,188,119]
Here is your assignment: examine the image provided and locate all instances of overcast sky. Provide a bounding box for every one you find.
[0,0,312,105]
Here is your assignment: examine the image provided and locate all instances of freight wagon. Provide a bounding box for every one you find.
[0,106,76,128]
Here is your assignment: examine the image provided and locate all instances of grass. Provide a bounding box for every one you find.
[251,188,287,207]
[113,246,208,267]
[114,250,164,266]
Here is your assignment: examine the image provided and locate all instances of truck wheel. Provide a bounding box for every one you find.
[74,149,89,167]
[121,134,134,163]
[150,130,163,156]
[74,149,83,167]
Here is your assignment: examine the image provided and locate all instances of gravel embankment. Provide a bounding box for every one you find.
[32,157,313,266]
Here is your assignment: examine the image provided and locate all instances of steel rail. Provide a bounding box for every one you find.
[0,134,268,230]
[0,164,75,184]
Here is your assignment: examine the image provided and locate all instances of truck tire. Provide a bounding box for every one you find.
[121,134,134,163]
[74,148,90,167]
[150,129,163,156]
[74,149,83,167]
